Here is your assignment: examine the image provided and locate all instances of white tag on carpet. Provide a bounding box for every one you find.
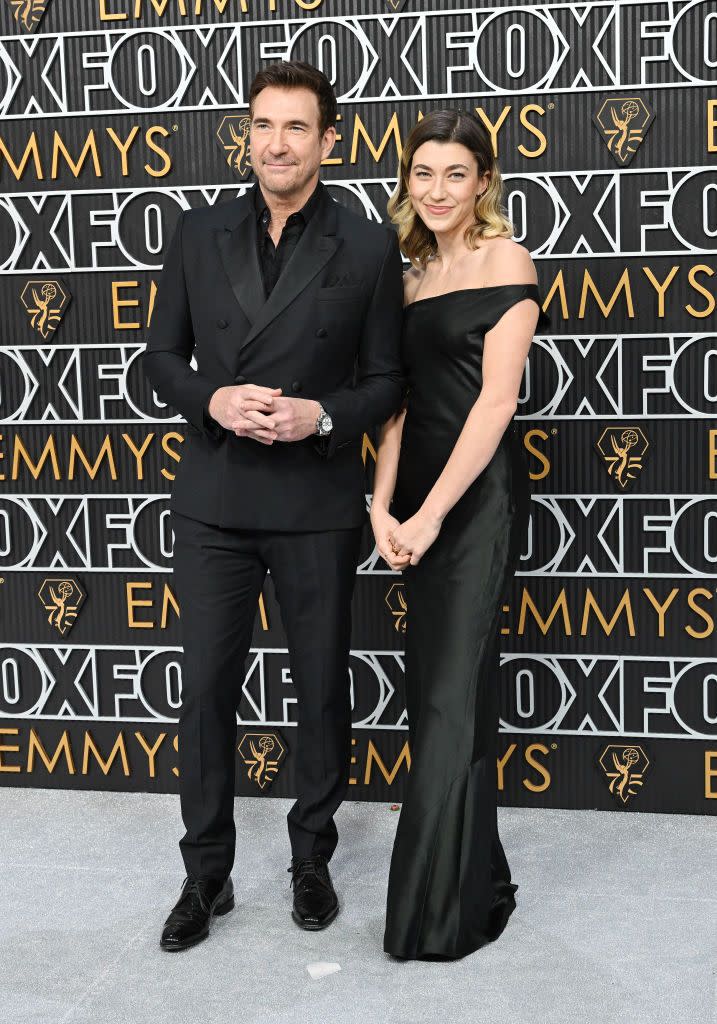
[306,961,341,980]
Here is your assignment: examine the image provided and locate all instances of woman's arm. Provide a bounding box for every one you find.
[390,293,540,564]
[370,405,410,569]
[371,404,407,515]
[369,266,421,568]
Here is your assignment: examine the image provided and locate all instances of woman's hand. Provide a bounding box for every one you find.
[388,508,443,566]
[370,504,412,571]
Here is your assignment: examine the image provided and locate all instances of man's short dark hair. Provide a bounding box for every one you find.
[248,61,338,136]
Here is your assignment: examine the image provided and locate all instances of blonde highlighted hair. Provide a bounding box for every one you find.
[387,110,513,267]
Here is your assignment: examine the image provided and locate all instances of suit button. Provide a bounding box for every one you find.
[315,327,327,337]
[234,374,247,385]
[291,380,302,393]
[217,318,228,328]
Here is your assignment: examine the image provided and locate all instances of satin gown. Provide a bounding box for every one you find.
[383,284,550,961]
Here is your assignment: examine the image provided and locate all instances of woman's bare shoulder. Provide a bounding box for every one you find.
[477,237,538,287]
[403,266,424,304]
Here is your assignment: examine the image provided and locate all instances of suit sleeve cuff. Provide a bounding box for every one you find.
[202,401,224,441]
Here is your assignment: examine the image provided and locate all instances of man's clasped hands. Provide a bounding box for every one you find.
[208,382,320,446]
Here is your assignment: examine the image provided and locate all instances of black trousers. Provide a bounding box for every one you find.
[170,509,363,881]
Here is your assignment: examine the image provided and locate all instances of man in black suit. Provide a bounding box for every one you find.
[142,61,404,951]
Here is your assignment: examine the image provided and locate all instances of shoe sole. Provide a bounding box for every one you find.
[291,901,339,931]
[160,894,235,952]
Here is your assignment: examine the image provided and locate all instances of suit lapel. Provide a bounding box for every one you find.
[217,183,342,354]
[216,189,264,326]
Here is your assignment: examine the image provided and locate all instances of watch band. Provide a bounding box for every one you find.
[315,404,333,436]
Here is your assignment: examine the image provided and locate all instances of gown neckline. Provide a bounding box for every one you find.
[404,283,539,310]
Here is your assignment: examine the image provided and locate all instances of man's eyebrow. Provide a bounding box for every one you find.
[252,117,311,127]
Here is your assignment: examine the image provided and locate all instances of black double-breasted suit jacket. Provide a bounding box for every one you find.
[142,182,405,531]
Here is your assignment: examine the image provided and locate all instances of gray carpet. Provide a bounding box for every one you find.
[1,788,714,1024]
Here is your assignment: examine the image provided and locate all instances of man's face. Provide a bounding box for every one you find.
[250,86,336,198]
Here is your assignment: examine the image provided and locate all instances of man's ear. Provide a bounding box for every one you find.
[321,126,337,162]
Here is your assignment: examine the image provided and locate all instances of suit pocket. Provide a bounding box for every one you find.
[317,285,364,302]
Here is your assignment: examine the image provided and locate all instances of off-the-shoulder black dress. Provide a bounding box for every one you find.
[384,284,550,961]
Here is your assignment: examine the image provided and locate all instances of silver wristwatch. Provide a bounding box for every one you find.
[315,404,333,436]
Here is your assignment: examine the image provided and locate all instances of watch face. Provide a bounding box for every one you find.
[320,413,332,433]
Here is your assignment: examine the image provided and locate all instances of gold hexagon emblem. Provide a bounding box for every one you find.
[6,0,52,33]
[216,115,252,178]
[385,582,407,634]
[37,577,86,635]
[238,731,286,790]
[592,97,655,166]
[20,279,71,339]
[599,744,650,805]
[595,425,649,489]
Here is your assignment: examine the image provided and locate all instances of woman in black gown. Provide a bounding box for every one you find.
[370,110,550,961]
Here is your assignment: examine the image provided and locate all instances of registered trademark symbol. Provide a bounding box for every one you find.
[548,102,555,110]
[551,743,557,749]
[551,427,558,435]
[172,124,178,132]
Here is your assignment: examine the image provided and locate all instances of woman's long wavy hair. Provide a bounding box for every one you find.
[388,110,513,267]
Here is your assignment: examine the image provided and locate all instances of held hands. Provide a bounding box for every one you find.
[387,508,443,567]
[370,505,412,571]
[371,504,443,569]
[208,385,320,445]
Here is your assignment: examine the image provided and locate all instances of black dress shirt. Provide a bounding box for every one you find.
[254,181,323,297]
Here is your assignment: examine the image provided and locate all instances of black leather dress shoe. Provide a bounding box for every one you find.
[160,875,234,951]
[288,854,339,930]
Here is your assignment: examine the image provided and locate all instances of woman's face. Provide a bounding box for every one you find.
[407,140,490,237]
